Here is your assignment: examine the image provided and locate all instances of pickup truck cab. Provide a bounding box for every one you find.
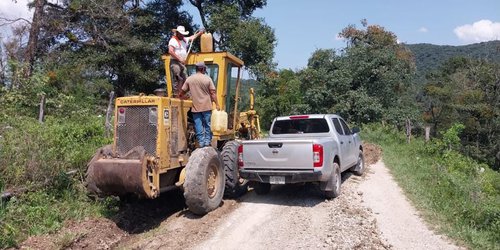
[238,114,364,198]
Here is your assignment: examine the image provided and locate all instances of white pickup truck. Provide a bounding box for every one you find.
[238,114,364,198]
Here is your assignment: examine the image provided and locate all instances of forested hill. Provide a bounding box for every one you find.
[406,40,500,77]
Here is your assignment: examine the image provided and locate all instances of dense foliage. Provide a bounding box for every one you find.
[419,57,499,168]
[257,21,418,129]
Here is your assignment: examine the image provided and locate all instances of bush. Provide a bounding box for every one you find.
[0,113,114,248]
[0,115,110,190]
[0,60,115,248]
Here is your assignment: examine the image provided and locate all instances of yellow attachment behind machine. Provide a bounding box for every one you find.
[236,88,261,139]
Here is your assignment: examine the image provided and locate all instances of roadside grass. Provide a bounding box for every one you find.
[0,185,118,247]
[0,114,117,248]
[361,124,500,249]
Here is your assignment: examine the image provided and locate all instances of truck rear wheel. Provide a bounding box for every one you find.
[85,145,113,198]
[351,151,365,176]
[183,147,225,215]
[222,141,249,198]
[324,162,341,199]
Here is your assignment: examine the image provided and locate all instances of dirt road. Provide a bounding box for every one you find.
[359,161,461,250]
[20,144,462,250]
[192,178,388,249]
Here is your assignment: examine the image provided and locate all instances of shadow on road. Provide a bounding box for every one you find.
[106,171,360,234]
[240,172,355,207]
[110,189,187,234]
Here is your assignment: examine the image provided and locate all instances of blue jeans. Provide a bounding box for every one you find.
[192,111,212,147]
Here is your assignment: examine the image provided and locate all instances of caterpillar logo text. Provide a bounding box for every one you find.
[119,99,156,105]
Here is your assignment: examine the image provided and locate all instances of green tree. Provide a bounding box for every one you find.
[332,89,383,125]
[285,21,415,124]
[36,0,193,96]
[189,0,276,78]
[422,57,500,167]
[338,21,415,108]
[256,69,303,129]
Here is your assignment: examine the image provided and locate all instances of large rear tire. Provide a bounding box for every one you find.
[222,141,249,198]
[324,162,341,199]
[183,147,225,215]
[351,151,365,176]
[85,145,113,197]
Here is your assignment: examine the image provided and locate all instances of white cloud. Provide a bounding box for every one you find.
[454,19,500,43]
[418,27,428,33]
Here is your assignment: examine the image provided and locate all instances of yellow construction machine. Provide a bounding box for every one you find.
[85,51,261,215]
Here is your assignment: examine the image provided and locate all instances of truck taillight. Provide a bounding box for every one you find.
[313,144,323,167]
[238,144,244,168]
[289,115,309,120]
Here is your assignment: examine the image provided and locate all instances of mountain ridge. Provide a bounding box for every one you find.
[405,40,500,78]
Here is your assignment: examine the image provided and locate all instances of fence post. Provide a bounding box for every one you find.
[405,118,411,144]
[425,126,431,142]
[105,91,115,137]
[38,94,45,123]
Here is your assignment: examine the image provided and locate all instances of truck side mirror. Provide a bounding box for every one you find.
[352,127,360,134]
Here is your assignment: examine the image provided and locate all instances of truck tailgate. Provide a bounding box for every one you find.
[242,139,313,170]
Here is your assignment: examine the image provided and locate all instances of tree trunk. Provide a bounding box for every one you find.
[0,44,5,86]
[24,0,45,78]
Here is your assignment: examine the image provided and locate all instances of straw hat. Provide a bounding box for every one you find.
[174,25,189,35]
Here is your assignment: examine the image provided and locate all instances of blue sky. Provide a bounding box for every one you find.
[250,0,500,69]
[2,0,499,70]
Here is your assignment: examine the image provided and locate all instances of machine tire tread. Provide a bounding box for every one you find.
[222,141,248,198]
[183,147,224,215]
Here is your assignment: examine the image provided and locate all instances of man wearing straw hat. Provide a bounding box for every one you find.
[168,25,204,96]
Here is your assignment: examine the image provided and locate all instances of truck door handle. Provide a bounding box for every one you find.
[340,141,344,144]
[349,141,352,143]
[268,142,283,148]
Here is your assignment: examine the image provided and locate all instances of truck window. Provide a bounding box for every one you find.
[272,118,329,134]
[339,119,351,135]
[332,118,344,135]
